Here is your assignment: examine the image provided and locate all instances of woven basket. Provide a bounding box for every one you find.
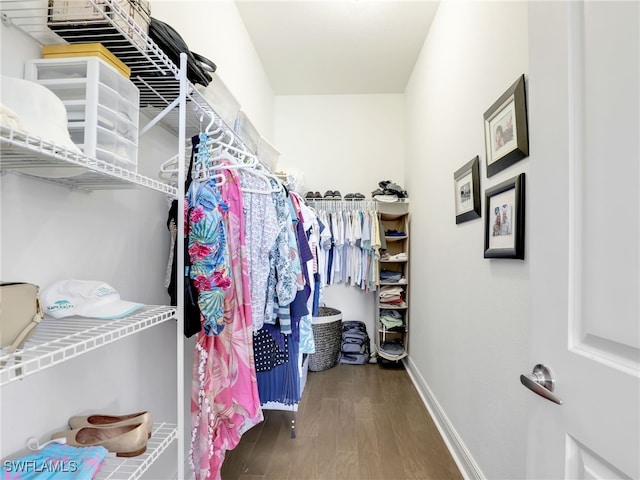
[309,307,342,372]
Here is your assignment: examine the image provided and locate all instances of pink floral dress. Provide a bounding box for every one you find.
[189,166,263,480]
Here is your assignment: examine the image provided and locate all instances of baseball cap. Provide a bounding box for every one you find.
[41,280,144,320]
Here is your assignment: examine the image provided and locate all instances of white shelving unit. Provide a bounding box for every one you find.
[0,306,175,387]
[0,126,177,194]
[0,1,258,478]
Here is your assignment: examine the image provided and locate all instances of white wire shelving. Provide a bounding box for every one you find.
[98,422,177,480]
[0,2,256,476]
[0,126,179,194]
[1,423,177,480]
[0,0,249,144]
[0,0,253,196]
[0,306,176,387]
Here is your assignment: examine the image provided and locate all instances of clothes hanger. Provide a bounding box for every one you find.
[159,153,180,179]
[200,111,277,190]
[211,143,258,169]
[192,132,226,185]
[202,122,258,168]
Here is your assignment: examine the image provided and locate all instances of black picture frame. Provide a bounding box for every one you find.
[484,173,525,259]
[483,74,529,177]
[454,156,481,224]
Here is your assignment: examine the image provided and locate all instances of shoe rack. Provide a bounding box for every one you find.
[0,1,255,477]
[375,201,410,365]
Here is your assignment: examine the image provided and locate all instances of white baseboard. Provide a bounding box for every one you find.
[403,357,485,480]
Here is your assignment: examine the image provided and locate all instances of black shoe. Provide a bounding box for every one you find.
[324,190,334,199]
[333,190,342,200]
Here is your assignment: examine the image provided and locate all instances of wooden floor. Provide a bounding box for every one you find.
[221,363,463,480]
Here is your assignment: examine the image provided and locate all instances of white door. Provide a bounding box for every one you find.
[527,1,639,478]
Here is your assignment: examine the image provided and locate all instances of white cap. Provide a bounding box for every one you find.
[41,280,143,320]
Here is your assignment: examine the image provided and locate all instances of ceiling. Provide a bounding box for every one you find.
[234,1,440,95]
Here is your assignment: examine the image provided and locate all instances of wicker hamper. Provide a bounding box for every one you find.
[309,307,342,372]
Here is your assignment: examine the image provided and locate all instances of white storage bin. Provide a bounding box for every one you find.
[25,57,140,171]
[234,110,259,154]
[196,74,241,129]
[257,136,280,172]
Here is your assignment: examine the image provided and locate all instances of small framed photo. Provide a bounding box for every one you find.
[454,156,481,224]
[484,74,529,177]
[484,173,525,259]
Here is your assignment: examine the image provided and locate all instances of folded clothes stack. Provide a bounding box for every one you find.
[380,309,404,331]
[380,269,405,283]
[379,285,405,308]
[380,252,408,262]
[371,180,409,202]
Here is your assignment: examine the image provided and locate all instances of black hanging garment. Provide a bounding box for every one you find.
[167,135,202,338]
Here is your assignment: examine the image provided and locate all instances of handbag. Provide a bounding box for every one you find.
[0,282,44,353]
[149,17,217,87]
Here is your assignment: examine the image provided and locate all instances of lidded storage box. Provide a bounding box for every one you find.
[25,56,140,171]
[42,43,131,78]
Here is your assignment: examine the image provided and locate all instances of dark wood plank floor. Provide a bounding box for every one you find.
[221,363,463,480]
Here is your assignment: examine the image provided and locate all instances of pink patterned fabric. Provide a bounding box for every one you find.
[189,167,263,480]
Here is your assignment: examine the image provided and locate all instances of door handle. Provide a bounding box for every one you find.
[520,364,563,405]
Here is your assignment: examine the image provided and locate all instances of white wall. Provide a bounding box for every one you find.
[275,94,405,334]
[150,0,276,142]
[404,2,530,479]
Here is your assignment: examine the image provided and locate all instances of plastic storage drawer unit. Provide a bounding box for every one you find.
[25,56,140,171]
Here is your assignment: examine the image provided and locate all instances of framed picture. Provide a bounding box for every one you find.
[454,156,481,224]
[483,74,529,177]
[484,173,525,259]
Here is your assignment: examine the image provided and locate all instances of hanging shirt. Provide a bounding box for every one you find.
[264,183,298,326]
[240,170,280,331]
[186,177,232,336]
